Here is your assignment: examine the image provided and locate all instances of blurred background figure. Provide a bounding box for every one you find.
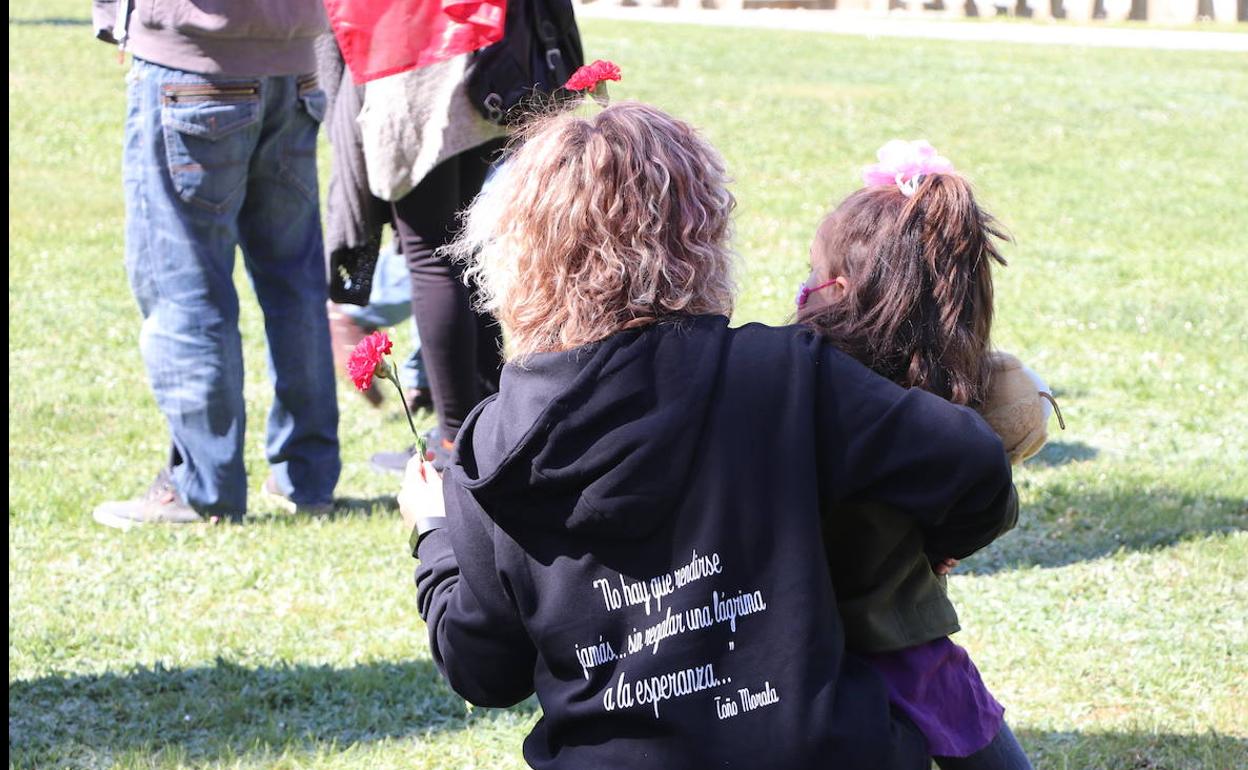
[316,23,507,470]
[327,243,433,413]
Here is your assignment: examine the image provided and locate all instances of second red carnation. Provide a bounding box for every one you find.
[565,59,622,93]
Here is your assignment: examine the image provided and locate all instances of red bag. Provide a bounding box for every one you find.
[325,0,507,85]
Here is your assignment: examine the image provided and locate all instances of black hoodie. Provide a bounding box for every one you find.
[416,315,1013,769]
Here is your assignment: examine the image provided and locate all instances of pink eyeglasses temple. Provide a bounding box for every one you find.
[796,279,839,308]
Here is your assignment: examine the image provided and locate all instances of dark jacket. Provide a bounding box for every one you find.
[416,315,1013,769]
[314,33,389,305]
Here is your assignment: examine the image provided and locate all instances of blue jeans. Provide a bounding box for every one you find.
[339,243,429,391]
[124,59,340,516]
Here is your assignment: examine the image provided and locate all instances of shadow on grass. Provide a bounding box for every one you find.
[961,485,1246,575]
[329,495,399,520]
[10,662,1245,770]
[1027,440,1099,468]
[241,496,399,525]
[8,17,90,26]
[8,658,538,768]
[1017,728,1248,770]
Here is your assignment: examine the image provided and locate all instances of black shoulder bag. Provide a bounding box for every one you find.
[466,0,585,125]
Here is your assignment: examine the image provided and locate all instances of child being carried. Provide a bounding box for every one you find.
[797,140,1062,770]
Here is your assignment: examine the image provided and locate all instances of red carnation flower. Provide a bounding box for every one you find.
[347,330,393,391]
[565,59,622,93]
[344,326,426,454]
[344,330,425,455]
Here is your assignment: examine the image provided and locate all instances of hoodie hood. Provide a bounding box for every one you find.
[456,315,729,539]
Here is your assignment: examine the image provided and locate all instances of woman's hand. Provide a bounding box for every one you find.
[932,557,960,576]
[398,455,444,533]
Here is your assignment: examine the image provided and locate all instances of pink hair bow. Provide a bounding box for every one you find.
[862,140,955,197]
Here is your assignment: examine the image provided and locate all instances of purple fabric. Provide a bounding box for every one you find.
[863,637,1005,758]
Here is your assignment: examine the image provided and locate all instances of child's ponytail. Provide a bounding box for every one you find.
[890,174,1008,405]
[802,168,1008,407]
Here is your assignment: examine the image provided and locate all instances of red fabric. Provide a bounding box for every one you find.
[325,0,507,85]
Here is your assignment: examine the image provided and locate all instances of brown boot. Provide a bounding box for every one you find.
[327,302,383,407]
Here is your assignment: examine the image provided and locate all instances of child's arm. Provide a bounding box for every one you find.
[813,342,1014,561]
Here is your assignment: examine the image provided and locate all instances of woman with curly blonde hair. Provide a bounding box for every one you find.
[445,100,737,358]
[402,100,1014,769]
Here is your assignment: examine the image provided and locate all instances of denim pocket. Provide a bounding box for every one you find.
[280,77,326,203]
[160,81,261,212]
[297,75,327,124]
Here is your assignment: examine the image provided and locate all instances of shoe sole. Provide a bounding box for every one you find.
[92,507,139,531]
[91,507,204,529]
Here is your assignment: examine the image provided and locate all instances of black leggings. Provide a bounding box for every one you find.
[391,139,506,440]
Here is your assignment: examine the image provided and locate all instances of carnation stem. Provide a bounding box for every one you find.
[385,358,427,459]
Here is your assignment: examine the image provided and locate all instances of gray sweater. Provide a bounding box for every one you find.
[359,54,509,202]
[92,0,327,77]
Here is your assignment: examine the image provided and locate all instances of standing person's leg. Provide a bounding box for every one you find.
[472,157,506,397]
[370,243,432,402]
[473,291,504,396]
[236,73,340,511]
[400,318,432,404]
[461,144,506,398]
[95,59,261,527]
[390,140,504,449]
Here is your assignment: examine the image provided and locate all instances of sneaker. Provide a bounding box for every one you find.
[260,475,334,516]
[369,446,416,476]
[327,302,383,407]
[369,426,459,474]
[370,427,456,476]
[92,469,203,530]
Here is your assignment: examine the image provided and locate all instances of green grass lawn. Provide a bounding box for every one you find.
[8,2,1247,768]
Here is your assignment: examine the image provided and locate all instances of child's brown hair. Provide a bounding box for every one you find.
[800,174,1008,407]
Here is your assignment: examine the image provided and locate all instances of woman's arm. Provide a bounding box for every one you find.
[814,343,1015,560]
[403,460,538,707]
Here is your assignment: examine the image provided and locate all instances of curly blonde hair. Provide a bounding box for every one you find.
[444,101,737,360]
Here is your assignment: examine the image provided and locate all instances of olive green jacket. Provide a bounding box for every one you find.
[826,490,1019,652]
